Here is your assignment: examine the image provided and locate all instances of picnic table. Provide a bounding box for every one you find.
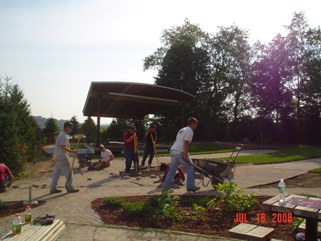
[262,194,321,241]
[0,219,65,241]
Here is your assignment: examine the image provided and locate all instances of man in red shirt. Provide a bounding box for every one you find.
[123,126,140,176]
[0,162,14,192]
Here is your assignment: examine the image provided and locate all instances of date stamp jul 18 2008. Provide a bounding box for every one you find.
[233,212,293,224]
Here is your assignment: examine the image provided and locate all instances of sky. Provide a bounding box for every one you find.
[0,0,320,125]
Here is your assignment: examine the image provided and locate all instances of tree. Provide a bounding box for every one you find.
[284,13,321,143]
[70,116,80,136]
[143,14,321,144]
[81,117,96,144]
[207,25,253,141]
[144,19,212,140]
[43,118,59,144]
[0,76,39,173]
[144,20,253,141]
[250,12,321,144]
[102,118,145,143]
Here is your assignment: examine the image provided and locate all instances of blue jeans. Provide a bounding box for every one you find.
[124,149,139,173]
[0,174,8,192]
[141,144,155,165]
[162,152,196,191]
[50,158,75,193]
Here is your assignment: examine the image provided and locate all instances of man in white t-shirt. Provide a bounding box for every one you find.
[93,144,114,171]
[50,122,79,194]
[162,117,199,193]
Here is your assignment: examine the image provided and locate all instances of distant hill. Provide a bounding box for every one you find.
[32,116,68,129]
[32,116,109,129]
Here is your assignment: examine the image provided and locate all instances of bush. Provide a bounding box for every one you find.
[0,200,5,209]
[103,197,146,217]
[209,183,258,212]
[103,197,126,208]
[190,203,206,221]
[122,201,146,216]
[148,195,182,222]
[292,217,304,231]
[183,196,212,207]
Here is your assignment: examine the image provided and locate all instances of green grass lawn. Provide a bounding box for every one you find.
[189,142,232,154]
[70,143,88,149]
[88,141,321,166]
[209,145,321,165]
[310,167,321,173]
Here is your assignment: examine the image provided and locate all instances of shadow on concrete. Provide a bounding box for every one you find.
[33,192,68,202]
[87,176,119,188]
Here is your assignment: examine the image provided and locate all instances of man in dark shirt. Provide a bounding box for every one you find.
[123,126,139,176]
[140,124,157,168]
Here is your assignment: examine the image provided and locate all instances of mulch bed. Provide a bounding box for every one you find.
[91,195,298,241]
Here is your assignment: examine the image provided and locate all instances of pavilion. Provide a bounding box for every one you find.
[82,81,195,144]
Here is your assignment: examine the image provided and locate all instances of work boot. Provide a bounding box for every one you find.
[50,189,62,194]
[67,189,79,193]
[187,186,200,192]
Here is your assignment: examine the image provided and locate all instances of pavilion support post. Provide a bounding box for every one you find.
[97,116,101,146]
[96,98,101,146]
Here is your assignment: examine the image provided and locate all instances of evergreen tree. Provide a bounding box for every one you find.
[81,117,96,144]
[0,76,38,173]
[43,118,59,144]
[70,116,80,136]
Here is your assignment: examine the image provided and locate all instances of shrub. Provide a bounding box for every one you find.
[122,201,146,216]
[292,217,304,231]
[210,183,258,212]
[183,196,212,207]
[190,203,206,221]
[103,197,146,216]
[0,200,5,209]
[148,195,182,222]
[103,197,126,208]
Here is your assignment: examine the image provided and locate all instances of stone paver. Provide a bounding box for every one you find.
[0,150,320,241]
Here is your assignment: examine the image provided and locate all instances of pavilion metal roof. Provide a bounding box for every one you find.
[82,82,195,119]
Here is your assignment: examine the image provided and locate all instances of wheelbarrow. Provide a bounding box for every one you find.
[191,145,242,188]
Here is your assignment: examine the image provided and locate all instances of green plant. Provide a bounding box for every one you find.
[206,198,220,209]
[214,183,258,212]
[122,201,146,216]
[0,200,5,209]
[183,196,212,207]
[190,203,206,221]
[149,195,182,222]
[103,197,146,216]
[292,217,304,231]
[103,197,126,208]
[15,171,28,180]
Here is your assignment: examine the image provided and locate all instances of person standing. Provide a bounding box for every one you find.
[162,117,199,193]
[0,162,14,192]
[123,126,139,176]
[50,121,79,194]
[140,124,157,168]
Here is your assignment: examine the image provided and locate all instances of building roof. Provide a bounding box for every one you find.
[82,82,195,119]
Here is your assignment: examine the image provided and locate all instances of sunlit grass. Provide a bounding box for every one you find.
[309,168,321,174]
[189,142,232,154]
[210,145,321,165]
